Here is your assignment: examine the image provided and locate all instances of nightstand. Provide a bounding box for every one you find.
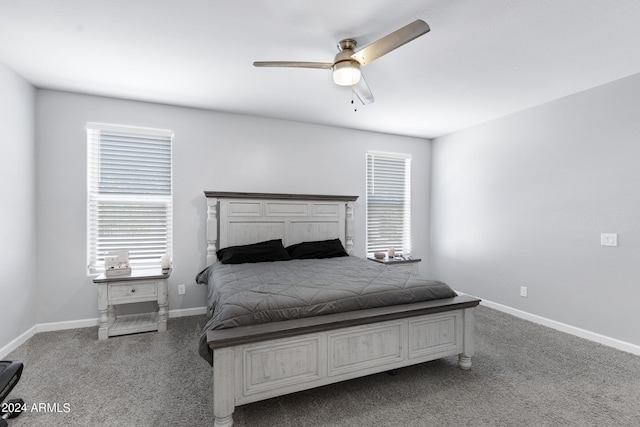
[367,257,422,274]
[93,269,170,340]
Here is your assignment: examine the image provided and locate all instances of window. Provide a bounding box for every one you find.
[366,151,411,256]
[87,123,173,274]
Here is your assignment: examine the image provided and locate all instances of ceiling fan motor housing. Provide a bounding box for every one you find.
[333,39,361,86]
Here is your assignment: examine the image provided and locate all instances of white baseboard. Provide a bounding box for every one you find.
[0,306,208,359]
[0,325,37,360]
[37,317,99,332]
[476,296,640,356]
[168,306,207,318]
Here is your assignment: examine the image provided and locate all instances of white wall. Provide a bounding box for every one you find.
[35,90,432,324]
[0,62,36,350]
[431,72,640,347]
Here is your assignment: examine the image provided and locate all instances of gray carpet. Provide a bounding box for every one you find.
[5,306,640,426]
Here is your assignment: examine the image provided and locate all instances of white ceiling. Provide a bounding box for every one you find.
[2,0,640,139]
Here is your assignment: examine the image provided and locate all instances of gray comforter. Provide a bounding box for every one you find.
[196,256,456,365]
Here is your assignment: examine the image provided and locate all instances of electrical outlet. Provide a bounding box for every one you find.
[178,284,186,295]
[600,233,618,247]
[520,286,528,298]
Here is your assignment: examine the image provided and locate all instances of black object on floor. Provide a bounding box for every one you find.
[0,361,24,427]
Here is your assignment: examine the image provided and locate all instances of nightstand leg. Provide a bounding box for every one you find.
[157,279,168,332]
[97,283,109,340]
[98,308,109,340]
[158,302,168,332]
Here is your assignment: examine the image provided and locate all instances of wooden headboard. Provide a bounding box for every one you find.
[204,192,358,265]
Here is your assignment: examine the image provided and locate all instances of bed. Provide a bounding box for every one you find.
[200,191,480,427]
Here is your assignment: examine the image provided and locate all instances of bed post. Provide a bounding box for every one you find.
[213,347,235,427]
[345,200,355,255]
[459,306,475,370]
[206,197,219,265]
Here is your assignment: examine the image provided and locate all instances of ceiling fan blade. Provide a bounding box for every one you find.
[351,19,430,66]
[253,61,333,69]
[352,74,375,105]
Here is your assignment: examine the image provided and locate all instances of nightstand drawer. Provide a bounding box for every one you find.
[108,280,157,302]
[388,264,414,274]
[367,257,421,274]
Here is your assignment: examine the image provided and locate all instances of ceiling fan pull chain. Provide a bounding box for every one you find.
[351,90,357,112]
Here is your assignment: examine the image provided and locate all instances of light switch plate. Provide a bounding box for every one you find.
[600,233,618,247]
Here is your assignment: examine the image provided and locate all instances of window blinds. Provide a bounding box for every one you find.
[366,152,412,256]
[87,123,173,274]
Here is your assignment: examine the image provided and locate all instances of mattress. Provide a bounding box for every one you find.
[196,256,457,364]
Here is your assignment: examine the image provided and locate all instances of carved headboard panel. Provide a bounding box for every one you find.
[205,192,358,265]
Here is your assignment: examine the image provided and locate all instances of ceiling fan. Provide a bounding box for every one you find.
[253,19,430,105]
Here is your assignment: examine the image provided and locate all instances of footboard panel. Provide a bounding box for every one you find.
[242,337,322,398]
[231,309,466,406]
[328,322,404,377]
[409,311,462,359]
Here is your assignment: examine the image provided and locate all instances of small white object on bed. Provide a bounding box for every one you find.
[202,191,479,427]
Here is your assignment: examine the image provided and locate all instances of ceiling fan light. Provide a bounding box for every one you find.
[333,60,361,86]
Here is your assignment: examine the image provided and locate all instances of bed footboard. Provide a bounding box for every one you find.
[210,297,479,427]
